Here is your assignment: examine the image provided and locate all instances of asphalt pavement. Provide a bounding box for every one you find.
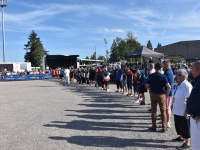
[0,80,186,150]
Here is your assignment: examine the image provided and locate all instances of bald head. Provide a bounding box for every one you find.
[193,61,200,69]
[192,61,200,78]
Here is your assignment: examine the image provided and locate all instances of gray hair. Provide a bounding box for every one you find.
[163,59,171,66]
[148,63,154,68]
[177,69,188,79]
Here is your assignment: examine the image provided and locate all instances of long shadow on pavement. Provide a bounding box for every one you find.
[48,135,176,149]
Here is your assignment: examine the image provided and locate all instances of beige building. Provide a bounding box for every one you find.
[154,40,200,59]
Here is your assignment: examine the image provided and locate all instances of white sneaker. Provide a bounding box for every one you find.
[106,89,110,91]
[124,92,128,95]
[135,95,138,98]
[120,91,123,93]
[167,122,171,128]
[101,88,104,90]
[130,94,133,97]
[139,98,143,102]
[135,100,140,103]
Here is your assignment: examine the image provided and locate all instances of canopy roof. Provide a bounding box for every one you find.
[124,46,163,58]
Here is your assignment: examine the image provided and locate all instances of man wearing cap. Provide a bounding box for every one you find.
[146,63,171,132]
[186,61,200,150]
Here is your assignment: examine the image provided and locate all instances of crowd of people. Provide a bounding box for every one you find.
[2,58,199,150]
[57,58,199,150]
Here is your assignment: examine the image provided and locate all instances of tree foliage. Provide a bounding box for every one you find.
[109,32,141,62]
[90,53,96,60]
[85,56,89,59]
[157,43,162,48]
[147,40,153,50]
[24,30,48,67]
[98,55,106,62]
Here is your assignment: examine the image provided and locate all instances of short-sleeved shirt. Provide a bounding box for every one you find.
[116,69,122,80]
[127,70,133,83]
[173,80,192,116]
[89,69,95,77]
[186,75,200,116]
[122,70,127,81]
[64,69,70,76]
[164,69,174,96]
[147,72,169,94]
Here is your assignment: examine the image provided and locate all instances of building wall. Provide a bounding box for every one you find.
[154,40,200,59]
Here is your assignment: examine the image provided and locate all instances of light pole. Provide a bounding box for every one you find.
[0,0,7,63]
[93,47,96,66]
[104,38,108,64]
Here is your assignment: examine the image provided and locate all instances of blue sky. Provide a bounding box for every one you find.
[1,0,200,62]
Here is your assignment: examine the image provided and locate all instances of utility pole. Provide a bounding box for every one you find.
[93,47,96,66]
[104,38,108,64]
[0,0,8,62]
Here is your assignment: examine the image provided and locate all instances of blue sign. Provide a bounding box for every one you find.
[3,74,52,81]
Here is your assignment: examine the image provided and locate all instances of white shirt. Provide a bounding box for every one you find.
[149,68,155,75]
[64,69,70,77]
[173,80,192,116]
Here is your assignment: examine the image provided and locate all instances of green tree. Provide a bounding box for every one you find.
[109,32,141,62]
[85,56,89,59]
[24,30,48,67]
[98,55,106,62]
[147,40,153,50]
[157,43,162,48]
[90,53,96,60]
[109,39,118,62]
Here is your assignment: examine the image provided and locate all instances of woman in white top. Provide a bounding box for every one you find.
[172,69,192,149]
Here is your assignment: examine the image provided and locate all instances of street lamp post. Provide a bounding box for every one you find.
[0,0,7,63]
[104,38,108,64]
[93,47,96,66]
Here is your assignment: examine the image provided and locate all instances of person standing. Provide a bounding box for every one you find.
[89,67,96,86]
[147,63,155,112]
[146,63,171,132]
[163,60,174,128]
[115,65,123,93]
[172,69,192,149]
[186,61,200,150]
[149,57,153,64]
[126,68,134,97]
[122,66,128,95]
[64,67,70,86]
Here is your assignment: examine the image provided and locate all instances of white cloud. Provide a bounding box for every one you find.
[104,28,125,33]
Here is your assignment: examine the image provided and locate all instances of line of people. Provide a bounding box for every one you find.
[59,61,200,150]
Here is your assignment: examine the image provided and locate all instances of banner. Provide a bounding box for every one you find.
[3,74,52,81]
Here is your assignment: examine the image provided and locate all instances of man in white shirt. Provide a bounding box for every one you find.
[148,63,155,75]
[147,63,155,112]
[64,67,70,86]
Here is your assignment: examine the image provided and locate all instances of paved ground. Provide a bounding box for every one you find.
[0,80,186,150]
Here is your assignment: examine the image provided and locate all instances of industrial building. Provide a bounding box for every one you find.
[154,40,200,60]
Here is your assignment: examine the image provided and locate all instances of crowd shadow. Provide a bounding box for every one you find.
[65,114,150,120]
[43,80,170,149]
[44,120,136,132]
[65,109,149,114]
[48,135,175,149]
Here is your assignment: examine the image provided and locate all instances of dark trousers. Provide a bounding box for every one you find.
[150,93,167,129]
[174,114,190,138]
[81,77,85,84]
[116,80,122,90]
[98,79,103,88]
[86,77,89,84]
